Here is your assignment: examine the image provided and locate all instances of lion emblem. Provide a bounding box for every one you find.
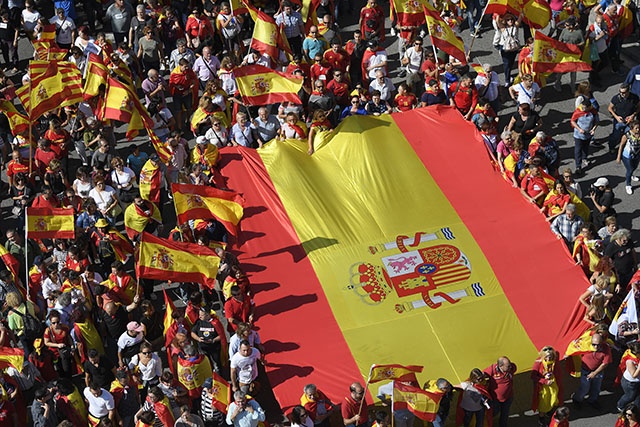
[150,248,174,270]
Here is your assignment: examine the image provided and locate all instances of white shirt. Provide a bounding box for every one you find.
[22,9,41,32]
[89,185,116,211]
[367,50,388,80]
[111,167,136,189]
[128,353,162,380]
[219,70,238,95]
[117,331,144,351]
[49,16,76,45]
[475,71,500,102]
[403,46,424,73]
[230,348,261,384]
[510,82,540,107]
[42,278,61,299]
[369,77,395,102]
[152,107,173,140]
[83,388,115,417]
[193,55,221,82]
[205,127,229,147]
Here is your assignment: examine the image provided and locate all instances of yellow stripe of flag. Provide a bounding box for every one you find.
[26,207,75,239]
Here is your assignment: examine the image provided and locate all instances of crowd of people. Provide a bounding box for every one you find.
[0,0,637,425]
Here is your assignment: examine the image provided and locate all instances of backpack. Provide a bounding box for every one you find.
[11,307,43,343]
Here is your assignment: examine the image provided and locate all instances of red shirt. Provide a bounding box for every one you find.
[360,6,384,35]
[323,49,350,72]
[520,174,549,199]
[449,81,478,114]
[31,194,61,209]
[6,160,30,179]
[484,362,517,402]
[394,94,417,112]
[327,79,350,105]
[310,63,332,83]
[33,148,57,173]
[224,296,252,332]
[582,343,613,371]
[420,58,438,80]
[341,394,368,425]
[185,15,214,39]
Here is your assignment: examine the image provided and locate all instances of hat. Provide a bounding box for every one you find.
[202,378,213,389]
[33,256,43,266]
[196,135,208,145]
[127,321,144,332]
[95,218,109,228]
[594,177,609,187]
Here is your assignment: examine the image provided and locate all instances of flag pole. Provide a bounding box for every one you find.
[24,209,29,300]
[467,1,492,54]
[391,380,395,427]
[358,364,375,418]
[27,61,33,176]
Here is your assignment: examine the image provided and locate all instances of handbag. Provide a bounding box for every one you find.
[503,27,520,52]
[96,188,123,218]
[114,171,136,203]
[589,44,600,62]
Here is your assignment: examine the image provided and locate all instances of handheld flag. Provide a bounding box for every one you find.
[533,32,591,73]
[171,183,245,236]
[485,0,551,29]
[0,100,29,136]
[210,372,231,413]
[423,3,467,64]
[0,243,20,282]
[235,64,303,106]
[0,347,24,372]
[393,382,443,421]
[609,289,638,339]
[137,233,220,287]
[370,364,424,383]
[163,288,176,335]
[392,0,426,27]
[26,208,75,239]
[244,1,291,64]
[83,54,109,100]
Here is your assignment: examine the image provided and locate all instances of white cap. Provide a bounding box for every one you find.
[594,177,609,187]
[196,136,208,145]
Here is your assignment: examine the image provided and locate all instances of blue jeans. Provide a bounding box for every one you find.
[622,155,640,185]
[463,409,484,427]
[491,397,513,427]
[574,367,604,403]
[501,50,518,84]
[574,137,591,169]
[467,0,482,30]
[610,122,629,151]
[618,377,640,409]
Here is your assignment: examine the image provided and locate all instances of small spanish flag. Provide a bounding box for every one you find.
[0,243,20,283]
[26,207,75,239]
[38,24,56,43]
[370,364,424,383]
[0,347,24,372]
[139,158,162,204]
[423,3,467,65]
[244,1,291,64]
[100,77,136,123]
[176,353,212,392]
[137,233,220,286]
[210,372,231,413]
[83,54,109,100]
[485,0,550,29]
[171,183,245,236]
[0,100,29,136]
[533,31,591,73]
[235,64,303,106]
[163,288,176,336]
[393,382,443,422]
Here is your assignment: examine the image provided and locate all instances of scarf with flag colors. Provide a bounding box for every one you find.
[0,347,23,371]
[244,1,292,64]
[177,353,212,391]
[616,348,639,386]
[26,207,75,239]
[533,32,591,73]
[393,382,443,421]
[124,202,162,241]
[16,61,83,120]
[235,64,303,106]
[370,364,424,383]
[139,159,162,204]
[484,0,551,28]
[171,183,245,236]
[423,3,467,64]
[0,100,28,136]
[136,233,220,286]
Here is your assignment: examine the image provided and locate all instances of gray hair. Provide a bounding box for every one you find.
[136,4,145,12]
[501,130,513,141]
[176,38,187,47]
[58,291,72,307]
[565,203,576,213]
[436,378,451,390]
[304,384,317,394]
[234,390,246,400]
[611,228,631,241]
[482,63,492,72]
[183,344,197,357]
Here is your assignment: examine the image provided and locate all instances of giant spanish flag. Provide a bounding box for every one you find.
[533,31,591,73]
[485,0,551,29]
[235,64,303,106]
[217,106,591,406]
[137,233,220,286]
[172,183,245,236]
[423,3,467,64]
[26,208,75,239]
[16,61,83,120]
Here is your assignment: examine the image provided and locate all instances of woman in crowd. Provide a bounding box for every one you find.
[616,120,640,195]
[531,346,563,426]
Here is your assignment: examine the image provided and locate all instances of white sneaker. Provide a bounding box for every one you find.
[581,159,589,168]
[626,185,633,195]
[390,28,396,36]
[632,176,640,182]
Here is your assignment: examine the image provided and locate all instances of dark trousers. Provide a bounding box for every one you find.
[491,397,513,427]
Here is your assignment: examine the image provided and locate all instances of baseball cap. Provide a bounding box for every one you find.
[127,321,144,332]
[196,136,208,145]
[594,177,609,187]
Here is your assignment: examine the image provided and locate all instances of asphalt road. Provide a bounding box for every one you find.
[5,1,640,425]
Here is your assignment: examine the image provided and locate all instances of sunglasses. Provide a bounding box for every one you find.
[141,351,152,355]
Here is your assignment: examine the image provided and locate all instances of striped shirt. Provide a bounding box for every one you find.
[200,388,225,424]
[275,11,303,38]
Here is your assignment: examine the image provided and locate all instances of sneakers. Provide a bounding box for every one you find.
[390,28,396,36]
[626,185,633,195]
[632,176,640,182]
[581,159,589,168]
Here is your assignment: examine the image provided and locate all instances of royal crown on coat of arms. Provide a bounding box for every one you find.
[151,248,174,270]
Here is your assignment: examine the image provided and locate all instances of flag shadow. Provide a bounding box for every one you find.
[257,293,319,317]
[262,339,300,354]
[264,362,315,389]
[252,281,280,294]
